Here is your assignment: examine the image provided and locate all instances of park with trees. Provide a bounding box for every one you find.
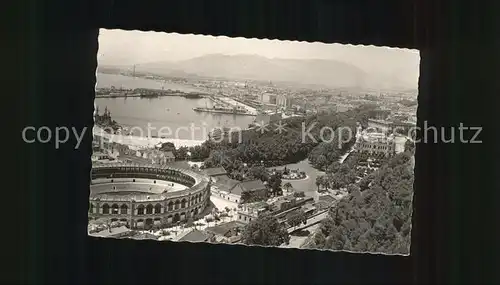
[305,151,414,254]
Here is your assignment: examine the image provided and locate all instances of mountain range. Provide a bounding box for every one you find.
[100,54,418,91]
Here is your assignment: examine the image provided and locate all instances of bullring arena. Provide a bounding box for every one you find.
[89,163,211,229]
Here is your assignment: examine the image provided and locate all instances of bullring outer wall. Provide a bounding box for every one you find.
[89,163,211,229]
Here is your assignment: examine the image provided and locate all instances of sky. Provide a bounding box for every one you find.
[98,29,419,80]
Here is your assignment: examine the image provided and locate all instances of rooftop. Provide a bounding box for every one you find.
[205,221,245,236]
[238,180,267,192]
[242,201,269,210]
[178,229,211,242]
[214,176,240,193]
[318,194,336,204]
[129,232,159,240]
[203,167,228,177]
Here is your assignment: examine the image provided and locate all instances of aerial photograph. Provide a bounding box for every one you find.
[89,29,418,255]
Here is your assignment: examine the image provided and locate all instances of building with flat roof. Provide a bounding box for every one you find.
[237,201,270,224]
[254,113,282,126]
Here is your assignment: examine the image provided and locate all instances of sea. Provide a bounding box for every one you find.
[95,73,255,141]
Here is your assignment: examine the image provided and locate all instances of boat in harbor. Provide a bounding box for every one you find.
[140,93,159,98]
[193,106,255,116]
[183,93,203,99]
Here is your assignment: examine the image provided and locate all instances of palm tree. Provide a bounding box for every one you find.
[315,176,323,191]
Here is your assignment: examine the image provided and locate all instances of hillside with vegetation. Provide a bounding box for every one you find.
[305,151,414,254]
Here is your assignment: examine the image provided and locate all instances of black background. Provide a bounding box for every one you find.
[10,0,499,284]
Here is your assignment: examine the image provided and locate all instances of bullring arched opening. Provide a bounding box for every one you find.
[146,204,154,215]
[102,204,110,214]
[137,205,145,215]
[154,204,162,214]
[120,204,128,215]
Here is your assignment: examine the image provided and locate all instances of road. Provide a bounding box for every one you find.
[210,194,238,211]
[287,211,328,234]
[338,145,356,164]
[285,224,321,249]
[118,154,151,164]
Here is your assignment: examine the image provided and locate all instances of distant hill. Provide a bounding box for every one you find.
[102,54,417,90]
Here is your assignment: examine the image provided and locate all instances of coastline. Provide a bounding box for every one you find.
[93,125,205,150]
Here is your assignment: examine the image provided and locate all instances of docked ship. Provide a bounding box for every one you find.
[183,93,203,99]
[193,105,254,116]
[140,93,159,98]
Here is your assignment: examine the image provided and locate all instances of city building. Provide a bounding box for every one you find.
[92,151,112,162]
[135,149,176,165]
[254,113,282,126]
[205,220,245,243]
[355,130,396,157]
[211,175,241,203]
[233,179,268,198]
[259,92,276,104]
[202,167,228,179]
[237,201,270,224]
[276,94,292,109]
[268,195,315,220]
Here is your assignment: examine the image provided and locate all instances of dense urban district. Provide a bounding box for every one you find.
[90,70,416,255]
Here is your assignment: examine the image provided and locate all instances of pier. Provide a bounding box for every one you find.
[95,87,207,99]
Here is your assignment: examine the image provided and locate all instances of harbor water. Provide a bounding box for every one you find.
[95,74,255,140]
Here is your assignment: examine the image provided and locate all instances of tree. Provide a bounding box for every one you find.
[315,176,323,191]
[287,209,308,228]
[242,213,290,246]
[174,147,188,160]
[267,173,282,196]
[247,165,269,181]
[159,142,176,152]
[204,215,214,225]
[293,191,306,198]
[283,182,293,193]
[313,149,414,254]
[404,139,415,154]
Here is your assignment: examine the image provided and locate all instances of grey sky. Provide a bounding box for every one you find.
[98,29,419,80]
